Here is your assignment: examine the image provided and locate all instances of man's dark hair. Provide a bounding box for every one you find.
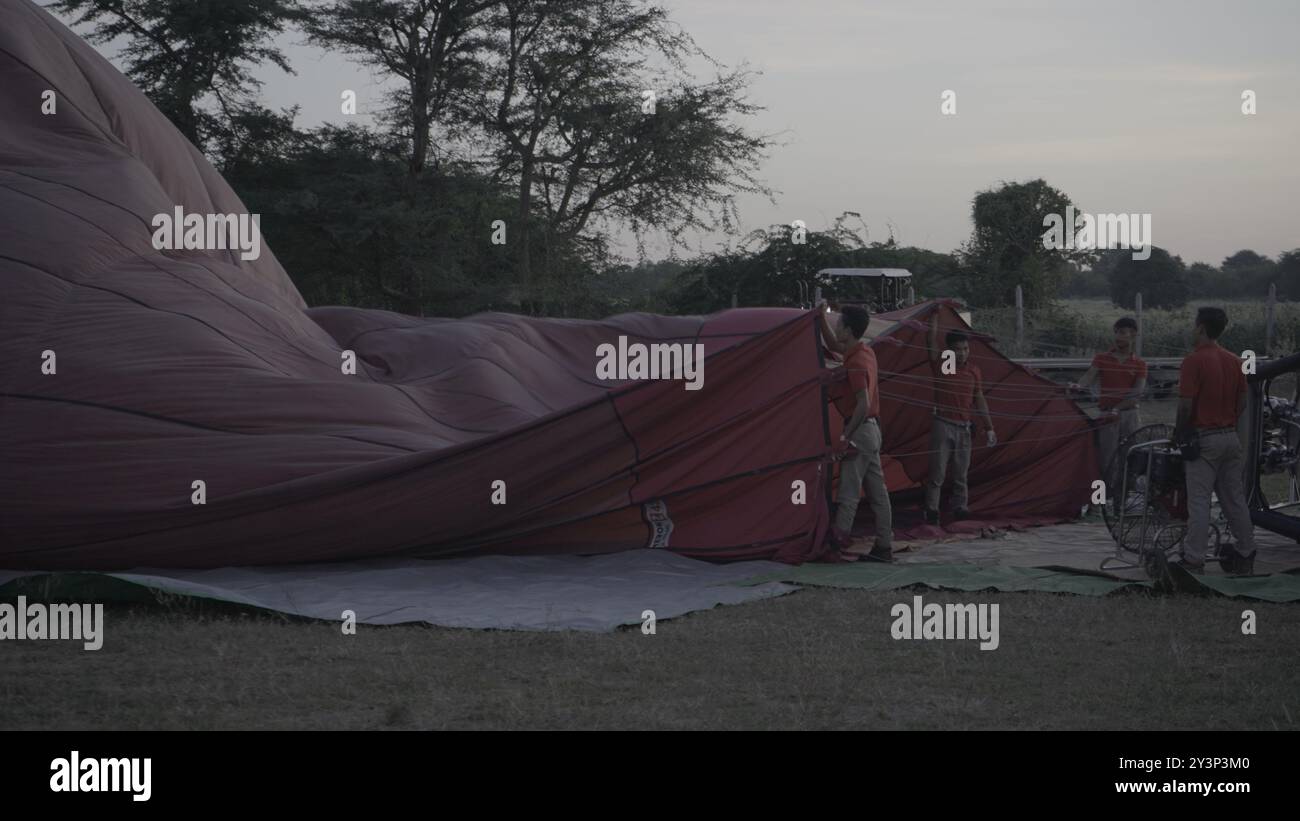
[840,305,870,339]
[945,330,969,347]
[1196,307,1229,339]
[1113,317,1138,332]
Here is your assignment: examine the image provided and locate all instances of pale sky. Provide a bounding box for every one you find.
[62,0,1300,267]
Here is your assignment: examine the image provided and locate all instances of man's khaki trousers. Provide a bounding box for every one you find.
[1184,429,1257,566]
[836,418,893,549]
[1098,407,1142,477]
[925,417,971,511]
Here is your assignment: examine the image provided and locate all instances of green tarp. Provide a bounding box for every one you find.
[735,562,1300,602]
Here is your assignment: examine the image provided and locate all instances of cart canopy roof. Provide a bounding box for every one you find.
[818,268,913,278]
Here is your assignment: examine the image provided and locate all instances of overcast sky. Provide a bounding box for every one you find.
[65,0,1300,268]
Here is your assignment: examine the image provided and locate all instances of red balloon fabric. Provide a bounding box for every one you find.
[0,0,1097,570]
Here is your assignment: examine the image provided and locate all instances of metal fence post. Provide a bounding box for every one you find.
[1015,285,1024,353]
[1266,282,1276,356]
[1135,292,1143,358]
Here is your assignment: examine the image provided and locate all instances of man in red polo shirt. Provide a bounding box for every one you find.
[1170,307,1256,574]
[1072,317,1147,477]
[923,310,995,524]
[818,302,893,562]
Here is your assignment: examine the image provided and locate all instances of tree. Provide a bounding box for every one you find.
[211,104,305,177]
[51,0,301,152]
[666,215,961,314]
[589,258,684,314]
[1185,261,1211,295]
[1277,249,1300,300]
[963,178,1087,308]
[669,223,859,314]
[478,0,771,308]
[302,0,499,175]
[225,123,601,317]
[1061,267,1110,299]
[1221,249,1277,295]
[1109,247,1188,309]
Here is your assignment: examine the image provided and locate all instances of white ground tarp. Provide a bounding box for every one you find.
[0,551,796,632]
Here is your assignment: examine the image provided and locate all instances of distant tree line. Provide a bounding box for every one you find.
[1064,247,1300,309]
[50,1,1298,318]
[669,178,1298,315]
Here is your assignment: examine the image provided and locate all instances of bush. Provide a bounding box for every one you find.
[1061,268,1110,299]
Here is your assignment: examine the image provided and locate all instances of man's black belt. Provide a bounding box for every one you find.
[934,415,971,428]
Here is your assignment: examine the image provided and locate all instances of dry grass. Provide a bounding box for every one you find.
[2,588,1297,730]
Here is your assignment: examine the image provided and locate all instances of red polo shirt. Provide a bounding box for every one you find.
[1091,348,1147,410]
[833,343,880,421]
[1179,341,1246,429]
[930,357,982,423]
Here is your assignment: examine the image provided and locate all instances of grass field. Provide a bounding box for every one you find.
[2,587,1298,731]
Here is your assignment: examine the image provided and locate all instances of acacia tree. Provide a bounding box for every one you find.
[302,0,499,175]
[50,0,300,151]
[963,178,1087,308]
[478,0,772,309]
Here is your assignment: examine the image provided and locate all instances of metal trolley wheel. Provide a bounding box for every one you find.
[1099,423,1226,572]
[1101,424,1179,555]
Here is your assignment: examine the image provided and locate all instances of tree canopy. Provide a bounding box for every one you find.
[963,178,1087,309]
[51,0,301,151]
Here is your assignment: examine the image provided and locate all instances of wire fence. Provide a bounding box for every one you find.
[973,296,1299,361]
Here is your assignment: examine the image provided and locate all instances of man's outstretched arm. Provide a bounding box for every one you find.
[817,301,846,355]
[1175,397,1195,442]
[1073,365,1099,390]
[976,388,996,446]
